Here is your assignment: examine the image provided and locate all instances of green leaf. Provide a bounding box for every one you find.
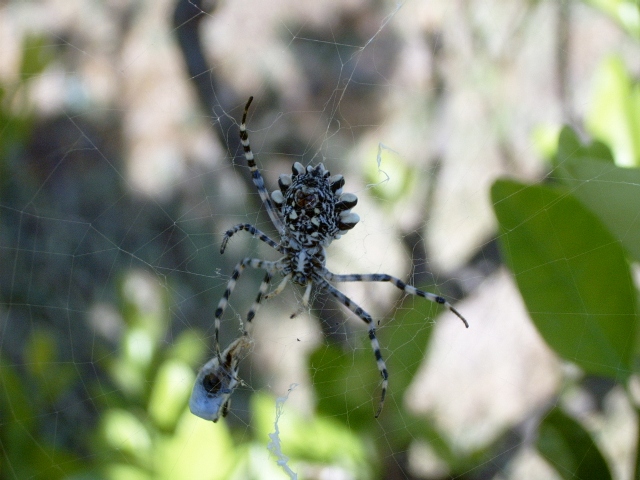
[20,35,54,81]
[532,124,562,160]
[100,409,152,467]
[363,145,416,205]
[147,360,194,432]
[309,297,441,426]
[555,126,614,165]
[24,329,76,402]
[586,56,640,167]
[491,179,636,379]
[251,392,371,471]
[155,409,236,480]
[381,299,439,393]
[555,155,640,262]
[537,408,612,480]
[309,343,377,427]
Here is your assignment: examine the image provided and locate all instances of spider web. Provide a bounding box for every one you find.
[1,0,639,479]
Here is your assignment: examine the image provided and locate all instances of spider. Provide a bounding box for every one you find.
[211,96,468,418]
[189,333,253,422]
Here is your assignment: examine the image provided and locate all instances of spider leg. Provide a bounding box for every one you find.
[323,272,469,328]
[301,282,313,306]
[289,281,313,319]
[220,223,284,254]
[263,273,291,301]
[315,277,388,418]
[246,272,273,328]
[214,258,278,358]
[239,96,286,234]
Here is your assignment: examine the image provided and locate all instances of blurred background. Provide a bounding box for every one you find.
[1,0,639,479]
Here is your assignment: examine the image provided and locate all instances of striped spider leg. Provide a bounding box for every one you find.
[204,96,468,418]
[323,272,469,328]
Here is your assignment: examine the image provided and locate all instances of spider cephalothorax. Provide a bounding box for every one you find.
[189,96,468,422]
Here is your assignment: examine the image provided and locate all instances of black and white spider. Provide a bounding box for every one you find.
[210,97,468,418]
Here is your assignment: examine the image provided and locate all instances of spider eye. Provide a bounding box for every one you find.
[203,373,223,394]
[295,189,319,209]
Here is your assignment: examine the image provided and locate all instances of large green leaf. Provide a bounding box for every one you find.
[555,155,640,262]
[491,179,636,379]
[537,408,612,480]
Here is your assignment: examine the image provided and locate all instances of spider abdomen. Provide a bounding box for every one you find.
[271,162,359,247]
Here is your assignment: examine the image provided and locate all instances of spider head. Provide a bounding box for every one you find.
[271,162,360,247]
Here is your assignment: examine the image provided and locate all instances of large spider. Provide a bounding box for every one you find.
[209,97,468,418]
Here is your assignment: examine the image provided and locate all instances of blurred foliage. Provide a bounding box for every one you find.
[2,4,640,480]
[587,56,640,167]
[585,0,640,38]
[537,408,612,480]
[0,333,85,479]
[363,144,417,207]
[0,35,52,163]
[491,57,640,479]
[492,178,635,380]
[89,271,314,480]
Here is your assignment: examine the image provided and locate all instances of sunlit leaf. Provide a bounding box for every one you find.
[148,360,194,431]
[491,179,636,379]
[251,392,372,476]
[363,143,416,205]
[156,408,236,480]
[586,56,640,167]
[167,329,208,368]
[103,464,151,480]
[532,124,562,160]
[100,409,152,467]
